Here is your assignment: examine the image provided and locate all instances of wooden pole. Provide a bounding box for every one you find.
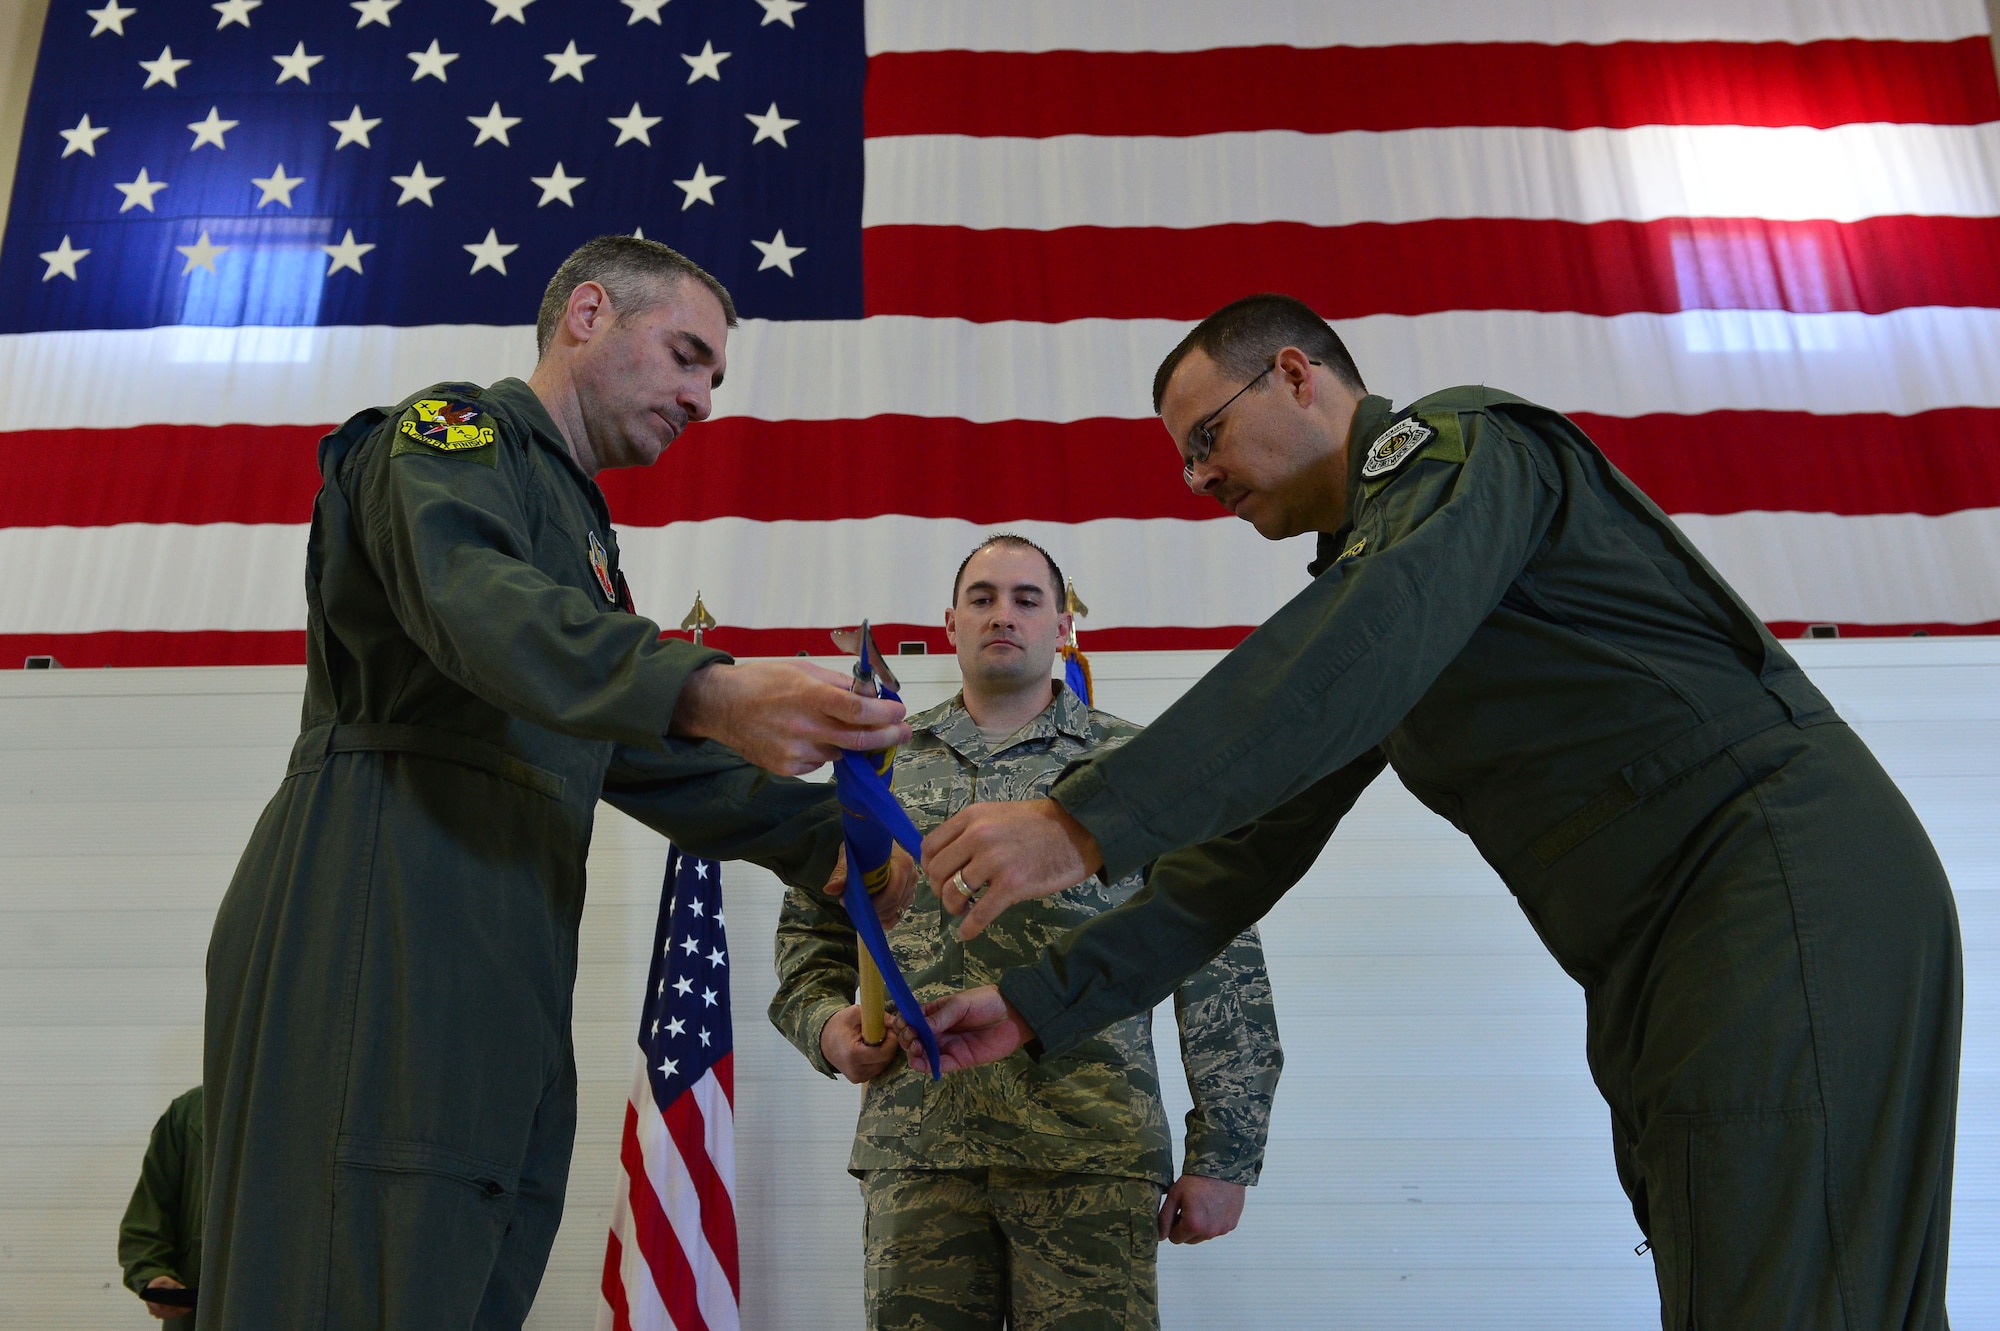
[858,950,888,1045]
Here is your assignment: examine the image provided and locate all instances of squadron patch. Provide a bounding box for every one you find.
[391,397,498,463]
[588,530,617,602]
[1359,418,1436,480]
[1338,535,1367,561]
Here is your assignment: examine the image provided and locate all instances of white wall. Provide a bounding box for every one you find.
[0,642,1993,1329]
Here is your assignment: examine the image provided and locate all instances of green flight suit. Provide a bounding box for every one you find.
[201,378,845,1330]
[771,690,1281,1331]
[999,388,1962,1330]
[120,1085,204,1302]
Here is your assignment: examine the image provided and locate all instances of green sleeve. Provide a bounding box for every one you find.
[353,404,723,749]
[1172,924,1283,1185]
[599,744,845,892]
[1001,749,1387,1059]
[767,882,864,1079]
[118,1104,189,1295]
[1052,410,1558,879]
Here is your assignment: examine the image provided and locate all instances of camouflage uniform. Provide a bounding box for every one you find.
[771,688,1282,1331]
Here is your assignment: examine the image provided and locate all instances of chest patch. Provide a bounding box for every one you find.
[588,530,616,602]
[1360,417,1435,480]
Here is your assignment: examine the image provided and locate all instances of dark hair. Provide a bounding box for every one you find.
[952,533,1065,608]
[535,235,738,357]
[1151,293,1364,413]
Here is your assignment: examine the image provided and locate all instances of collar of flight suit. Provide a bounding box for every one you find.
[918,682,1093,765]
[481,376,613,508]
[1308,392,1397,577]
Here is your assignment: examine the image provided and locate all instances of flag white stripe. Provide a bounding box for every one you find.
[863,0,1990,53]
[689,1071,736,1206]
[863,125,2000,229]
[7,511,1996,635]
[7,307,2000,432]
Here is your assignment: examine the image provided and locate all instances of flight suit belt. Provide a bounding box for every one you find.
[287,722,568,801]
[1529,688,1836,869]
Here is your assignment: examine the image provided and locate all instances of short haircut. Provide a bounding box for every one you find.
[1151,293,1365,413]
[952,533,1065,608]
[535,235,738,358]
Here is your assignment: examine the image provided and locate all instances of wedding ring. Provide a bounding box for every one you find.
[952,872,977,900]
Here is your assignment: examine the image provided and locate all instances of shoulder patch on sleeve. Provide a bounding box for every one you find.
[390,396,499,465]
[1360,411,1465,484]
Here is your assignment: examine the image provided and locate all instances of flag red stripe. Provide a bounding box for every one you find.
[619,1101,711,1331]
[600,1228,635,1331]
[8,407,1999,530]
[662,1088,741,1300]
[714,1049,734,1111]
[864,39,2000,137]
[862,217,2000,322]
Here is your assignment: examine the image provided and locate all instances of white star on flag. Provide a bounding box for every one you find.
[622,0,668,23]
[113,167,168,212]
[544,40,595,82]
[351,0,400,26]
[608,102,661,146]
[86,2,136,36]
[468,102,521,146]
[649,1018,660,1038]
[688,898,704,916]
[38,235,89,281]
[698,1028,712,1047]
[673,163,724,209]
[486,0,534,23]
[175,231,228,274]
[212,0,261,30]
[329,106,381,149]
[752,229,805,276]
[464,228,518,275]
[701,987,718,1007]
[408,40,458,82]
[321,229,376,275]
[390,161,443,205]
[682,40,730,84]
[251,163,304,207]
[756,0,806,27]
[531,162,584,206]
[657,1056,678,1078]
[186,107,238,150]
[694,863,710,879]
[273,42,323,85]
[707,947,726,967]
[140,47,192,88]
[672,976,694,997]
[666,1016,685,1037]
[714,911,724,928]
[746,102,798,147]
[59,113,109,158]
[681,935,700,955]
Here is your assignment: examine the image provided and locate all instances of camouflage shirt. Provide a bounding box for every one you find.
[769,685,1282,1186]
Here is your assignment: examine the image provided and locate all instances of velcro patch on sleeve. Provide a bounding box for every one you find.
[390,397,499,465]
[1359,412,1464,484]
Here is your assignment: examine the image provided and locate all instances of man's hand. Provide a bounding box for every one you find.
[920,798,1103,940]
[1157,1174,1247,1244]
[889,984,1035,1075]
[670,660,911,776]
[822,843,916,928]
[143,1276,190,1321]
[819,1004,900,1083]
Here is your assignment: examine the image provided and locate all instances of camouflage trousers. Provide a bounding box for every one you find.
[859,1167,1162,1331]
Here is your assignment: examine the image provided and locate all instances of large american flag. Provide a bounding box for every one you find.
[1,0,1998,666]
[602,847,739,1331]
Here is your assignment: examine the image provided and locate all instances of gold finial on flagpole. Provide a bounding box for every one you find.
[1064,578,1088,645]
[680,591,718,646]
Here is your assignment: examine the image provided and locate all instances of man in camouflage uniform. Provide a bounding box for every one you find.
[771,535,1283,1331]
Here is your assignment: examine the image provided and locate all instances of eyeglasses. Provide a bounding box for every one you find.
[1180,358,1322,487]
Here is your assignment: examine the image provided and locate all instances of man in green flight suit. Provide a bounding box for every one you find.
[771,535,1282,1331]
[200,237,913,1330]
[119,1085,203,1320]
[901,295,1963,1329]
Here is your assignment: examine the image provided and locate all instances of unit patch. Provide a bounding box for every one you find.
[1339,535,1367,561]
[1360,417,1437,480]
[392,397,498,461]
[588,530,616,602]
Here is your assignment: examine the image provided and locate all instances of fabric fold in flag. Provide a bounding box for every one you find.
[832,701,942,1079]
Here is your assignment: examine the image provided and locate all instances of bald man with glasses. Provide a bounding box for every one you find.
[896,294,1963,1331]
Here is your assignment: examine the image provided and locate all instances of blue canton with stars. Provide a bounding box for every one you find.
[0,0,863,333]
[642,847,732,1105]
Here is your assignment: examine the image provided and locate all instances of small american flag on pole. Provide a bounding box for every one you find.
[600,847,738,1331]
